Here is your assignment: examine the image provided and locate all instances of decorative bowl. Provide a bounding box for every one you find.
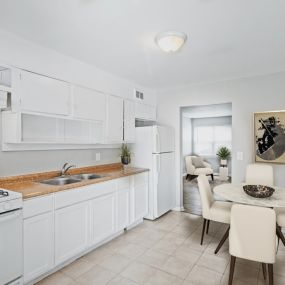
[243,185,275,198]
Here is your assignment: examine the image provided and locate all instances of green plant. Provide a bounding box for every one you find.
[120,144,131,158]
[216,146,231,160]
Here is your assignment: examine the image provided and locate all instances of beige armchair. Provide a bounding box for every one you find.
[185,155,214,181]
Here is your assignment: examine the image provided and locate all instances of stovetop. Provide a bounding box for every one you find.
[0,188,22,203]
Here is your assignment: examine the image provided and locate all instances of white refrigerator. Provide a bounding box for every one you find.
[132,125,175,220]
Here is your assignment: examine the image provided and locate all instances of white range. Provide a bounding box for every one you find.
[0,189,23,285]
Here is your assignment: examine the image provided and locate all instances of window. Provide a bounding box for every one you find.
[193,125,231,156]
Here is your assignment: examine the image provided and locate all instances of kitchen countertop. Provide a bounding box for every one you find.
[0,163,148,199]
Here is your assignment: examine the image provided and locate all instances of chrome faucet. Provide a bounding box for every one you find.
[61,163,76,176]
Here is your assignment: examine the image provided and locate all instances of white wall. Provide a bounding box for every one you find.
[0,30,156,177]
[157,72,285,208]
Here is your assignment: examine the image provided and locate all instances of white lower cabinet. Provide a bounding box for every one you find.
[23,212,54,283]
[23,173,149,284]
[117,188,130,230]
[55,201,89,265]
[90,193,116,245]
[133,173,149,221]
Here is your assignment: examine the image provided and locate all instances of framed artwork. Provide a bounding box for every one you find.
[254,111,285,163]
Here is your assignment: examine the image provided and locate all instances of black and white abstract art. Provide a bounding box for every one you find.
[254,111,285,163]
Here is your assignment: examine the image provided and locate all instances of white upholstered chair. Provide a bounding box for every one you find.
[245,163,274,186]
[245,164,285,247]
[229,204,276,285]
[185,156,214,181]
[197,174,232,253]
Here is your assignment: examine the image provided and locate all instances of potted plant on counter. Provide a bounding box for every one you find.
[216,146,231,166]
[120,144,131,167]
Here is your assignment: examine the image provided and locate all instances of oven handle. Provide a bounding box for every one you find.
[0,209,22,222]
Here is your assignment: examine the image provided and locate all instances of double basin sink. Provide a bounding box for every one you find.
[40,173,103,186]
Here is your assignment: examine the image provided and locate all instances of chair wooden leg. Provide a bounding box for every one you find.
[215,226,230,254]
[276,225,285,246]
[201,219,207,245]
[211,174,214,181]
[206,220,210,234]
[268,264,273,285]
[228,255,236,285]
[262,263,267,280]
[186,174,190,181]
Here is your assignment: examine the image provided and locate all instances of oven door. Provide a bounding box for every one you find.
[0,209,23,285]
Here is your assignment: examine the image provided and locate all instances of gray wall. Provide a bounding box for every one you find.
[157,71,285,208]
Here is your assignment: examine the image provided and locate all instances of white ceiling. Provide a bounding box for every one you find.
[0,0,285,89]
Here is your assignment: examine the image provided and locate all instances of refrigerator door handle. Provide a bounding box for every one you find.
[156,155,161,174]
[156,132,160,153]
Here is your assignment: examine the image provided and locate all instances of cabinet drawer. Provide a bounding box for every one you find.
[117,177,130,190]
[24,195,53,219]
[134,172,148,185]
[55,180,116,209]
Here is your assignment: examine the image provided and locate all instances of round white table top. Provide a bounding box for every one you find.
[214,183,285,208]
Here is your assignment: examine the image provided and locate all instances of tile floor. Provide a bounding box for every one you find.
[37,211,285,285]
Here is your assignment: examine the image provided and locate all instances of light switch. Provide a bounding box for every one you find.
[95,152,101,161]
[237,151,243,161]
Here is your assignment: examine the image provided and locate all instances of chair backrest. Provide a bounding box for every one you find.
[246,164,274,186]
[229,204,276,264]
[197,174,214,220]
[185,156,196,174]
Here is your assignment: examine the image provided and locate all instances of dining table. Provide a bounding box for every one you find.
[213,183,285,248]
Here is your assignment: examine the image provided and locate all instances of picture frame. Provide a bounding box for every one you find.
[254,110,285,164]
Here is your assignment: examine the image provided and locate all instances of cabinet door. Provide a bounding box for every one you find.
[106,95,123,143]
[19,70,70,115]
[124,100,136,142]
[73,85,106,121]
[135,102,156,121]
[55,202,89,265]
[24,212,54,283]
[91,193,116,245]
[133,175,148,221]
[117,188,130,230]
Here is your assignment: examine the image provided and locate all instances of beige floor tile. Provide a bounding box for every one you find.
[223,262,260,284]
[121,261,157,284]
[186,265,223,285]
[98,253,131,273]
[36,271,75,285]
[159,256,195,279]
[116,243,147,259]
[183,232,212,252]
[107,275,139,285]
[197,252,229,274]
[75,264,116,285]
[144,269,183,285]
[173,244,202,263]
[82,246,114,265]
[61,258,95,279]
[257,271,285,285]
[138,249,169,268]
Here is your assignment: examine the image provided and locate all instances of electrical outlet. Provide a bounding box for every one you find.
[95,153,101,161]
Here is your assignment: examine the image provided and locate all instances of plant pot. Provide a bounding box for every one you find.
[221,159,227,166]
[121,156,131,165]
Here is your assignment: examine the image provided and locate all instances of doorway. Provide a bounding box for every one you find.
[181,103,232,215]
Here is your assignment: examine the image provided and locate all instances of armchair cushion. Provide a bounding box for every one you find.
[191,157,205,168]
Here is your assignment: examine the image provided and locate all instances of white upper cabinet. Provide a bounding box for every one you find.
[106,95,123,143]
[124,100,136,143]
[73,85,106,121]
[135,102,156,121]
[18,70,70,115]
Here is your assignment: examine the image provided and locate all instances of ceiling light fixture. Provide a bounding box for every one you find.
[155,31,187,53]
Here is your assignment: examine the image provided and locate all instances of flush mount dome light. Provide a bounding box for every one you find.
[155,31,187,53]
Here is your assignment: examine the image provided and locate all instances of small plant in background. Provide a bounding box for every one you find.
[216,146,231,166]
[120,144,131,165]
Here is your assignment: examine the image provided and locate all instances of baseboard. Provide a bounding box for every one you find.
[172,206,185,212]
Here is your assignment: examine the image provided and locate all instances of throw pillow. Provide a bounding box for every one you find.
[192,157,205,168]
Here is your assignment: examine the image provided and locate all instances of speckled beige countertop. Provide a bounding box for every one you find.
[0,163,148,199]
